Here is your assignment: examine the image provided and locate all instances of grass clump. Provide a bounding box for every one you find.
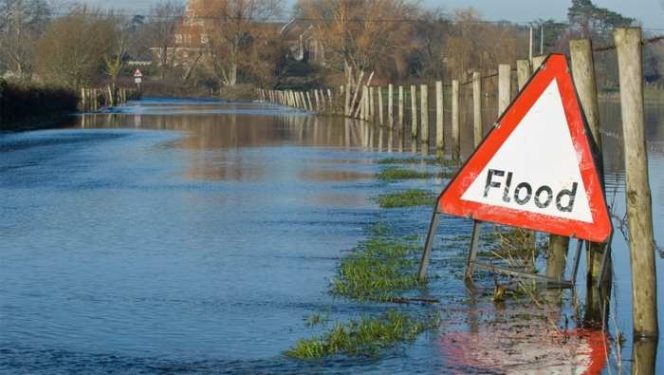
[285,310,437,359]
[331,228,423,301]
[377,167,431,181]
[376,189,436,208]
[377,157,460,167]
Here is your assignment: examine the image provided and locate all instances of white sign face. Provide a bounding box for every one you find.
[134,77,142,84]
[460,79,593,223]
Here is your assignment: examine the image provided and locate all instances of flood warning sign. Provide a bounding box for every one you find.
[437,54,611,242]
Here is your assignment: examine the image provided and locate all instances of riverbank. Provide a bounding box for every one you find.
[0,80,77,131]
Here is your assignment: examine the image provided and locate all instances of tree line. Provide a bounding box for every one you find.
[0,0,660,96]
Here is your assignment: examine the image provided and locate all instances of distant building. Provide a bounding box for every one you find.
[166,0,325,79]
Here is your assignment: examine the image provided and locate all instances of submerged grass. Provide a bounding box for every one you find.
[287,204,437,360]
[285,310,439,359]
[376,167,432,181]
[377,157,461,167]
[330,227,423,301]
[376,189,436,208]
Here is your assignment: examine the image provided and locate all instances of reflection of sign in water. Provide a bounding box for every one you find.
[440,328,608,373]
[437,54,610,242]
[134,69,143,85]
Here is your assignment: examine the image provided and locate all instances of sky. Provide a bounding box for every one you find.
[84,0,664,31]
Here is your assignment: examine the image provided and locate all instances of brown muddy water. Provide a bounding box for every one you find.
[0,97,663,374]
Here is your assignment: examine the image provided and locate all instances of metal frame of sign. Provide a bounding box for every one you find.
[418,54,613,288]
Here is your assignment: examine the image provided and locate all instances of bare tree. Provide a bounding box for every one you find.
[35,7,115,88]
[145,0,184,79]
[297,0,418,81]
[443,8,524,80]
[202,0,282,86]
[0,0,50,78]
[104,15,132,103]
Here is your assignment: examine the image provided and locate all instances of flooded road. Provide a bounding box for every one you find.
[1,97,663,373]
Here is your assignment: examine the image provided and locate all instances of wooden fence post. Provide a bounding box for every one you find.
[306,92,314,111]
[539,51,568,282]
[615,27,658,338]
[452,79,460,159]
[436,80,444,151]
[532,55,546,71]
[350,71,365,118]
[359,87,366,120]
[388,84,394,128]
[472,72,482,148]
[570,38,608,291]
[498,64,511,115]
[369,86,375,122]
[516,59,531,91]
[420,84,429,145]
[378,86,384,125]
[398,85,405,133]
[410,85,417,138]
[345,78,351,116]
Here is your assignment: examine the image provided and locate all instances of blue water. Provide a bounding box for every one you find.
[1,98,663,374]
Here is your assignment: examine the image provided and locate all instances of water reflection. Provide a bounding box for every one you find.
[632,339,657,375]
[71,97,664,373]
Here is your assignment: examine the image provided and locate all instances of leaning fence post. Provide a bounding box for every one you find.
[420,84,429,145]
[306,92,313,112]
[436,80,444,151]
[314,90,320,112]
[615,27,658,338]
[452,79,460,159]
[472,72,482,148]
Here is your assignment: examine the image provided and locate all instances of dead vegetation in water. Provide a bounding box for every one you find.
[477,227,557,304]
[489,228,541,274]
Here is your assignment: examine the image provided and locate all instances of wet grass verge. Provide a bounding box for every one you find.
[330,226,424,301]
[377,157,461,167]
[376,167,432,181]
[287,223,439,359]
[377,167,457,181]
[285,310,439,359]
[376,189,436,208]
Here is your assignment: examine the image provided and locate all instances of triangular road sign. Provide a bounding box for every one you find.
[438,54,611,242]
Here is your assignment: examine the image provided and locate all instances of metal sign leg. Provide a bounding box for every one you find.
[597,241,613,289]
[465,221,481,281]
[570,239,584,286]
[418,208,441,281]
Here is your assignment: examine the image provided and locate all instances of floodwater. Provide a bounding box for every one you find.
[0,97,663,374]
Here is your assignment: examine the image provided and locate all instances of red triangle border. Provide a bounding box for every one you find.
[437,54,612,243]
